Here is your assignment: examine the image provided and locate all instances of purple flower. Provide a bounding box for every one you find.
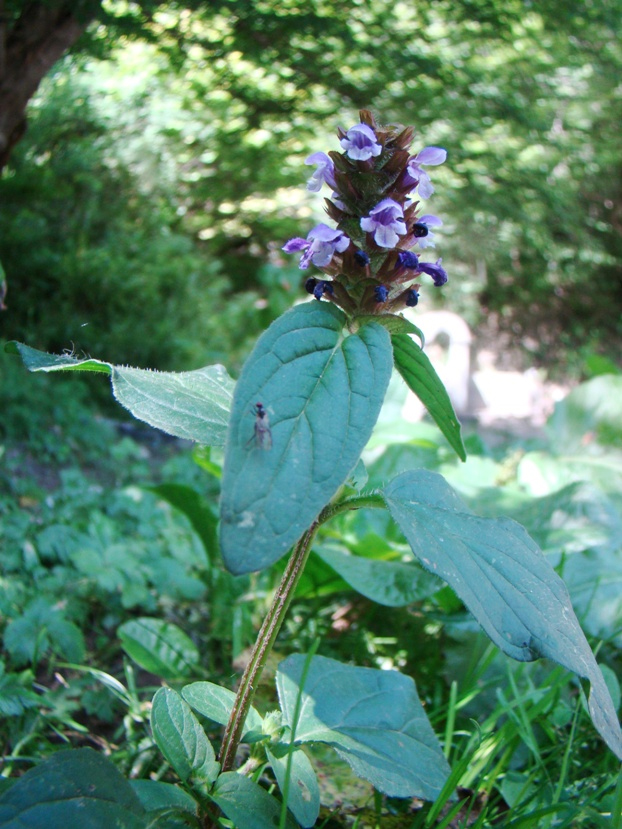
[313,280,335,300]
[414,214,442,249]
[282,223,350,269]
[305,152,336,192]
[405,146,447,199]
[340,123,382,161]
[360,198,406,248]
[354,250,370,266]
[374,285,389,303]
[418,258,448,287]
[397,251,419,270]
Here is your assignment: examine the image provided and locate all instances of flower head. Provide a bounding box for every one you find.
[305,152,336,192]
[282,111,450,316]
[340,123,382,161]
[405,146,447,199]
[282,223,350,269]
[360,198,406,248]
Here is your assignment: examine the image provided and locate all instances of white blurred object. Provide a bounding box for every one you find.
[399,311,568,426]
[401,310,474,421]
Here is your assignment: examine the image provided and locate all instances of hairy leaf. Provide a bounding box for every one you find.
[5,341,233,445]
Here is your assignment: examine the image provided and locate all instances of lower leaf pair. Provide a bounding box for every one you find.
[151,654,451,828]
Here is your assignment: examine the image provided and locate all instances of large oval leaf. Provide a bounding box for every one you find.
[383,469,622,760]
[276,653,451,800]
[219,303,392,574]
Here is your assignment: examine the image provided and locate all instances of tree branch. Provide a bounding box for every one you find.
[0,2,93,169]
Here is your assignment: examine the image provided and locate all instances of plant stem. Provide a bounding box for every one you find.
[218,521,320,774]
[318,491,385,523]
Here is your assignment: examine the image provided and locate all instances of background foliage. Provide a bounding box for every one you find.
[1,0,621,375]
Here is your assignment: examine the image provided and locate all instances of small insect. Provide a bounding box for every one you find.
[249,402,272,450]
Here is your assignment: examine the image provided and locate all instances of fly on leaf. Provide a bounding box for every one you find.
[249,402,272,450]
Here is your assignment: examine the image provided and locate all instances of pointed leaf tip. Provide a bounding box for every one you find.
[5,341,234,445]
[383,469,622,759]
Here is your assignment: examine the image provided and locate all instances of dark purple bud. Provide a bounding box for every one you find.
[311,279,335,300]
[418,259,448,287]
[413,222,429,238]
[397,251,419,270]
[405,289,420,307]
[305,277,318,295]
[374,285,389,303]
[354,250,370,266]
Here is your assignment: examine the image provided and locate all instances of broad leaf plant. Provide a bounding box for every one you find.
[3,111,621,829]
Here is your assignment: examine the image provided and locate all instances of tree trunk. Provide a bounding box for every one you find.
[0,2,92,170]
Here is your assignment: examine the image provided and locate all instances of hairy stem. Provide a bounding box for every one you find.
[218,521,320,774]
[318,491,386,523]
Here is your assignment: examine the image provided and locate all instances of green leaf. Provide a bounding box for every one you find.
[0,662,39,716]
[547,375,622,449]
[314,544,442,607]
[391,333,466,461]
[181,681,263,740]
[383,469,622,760]
[266,743,320,828]
[506,482,622,643]
[3,597,85,667]
[354,313,425,345]
[118,618,199,679]
[219,303,392,574]
[210,772,299,829]
[5,341,234,445]
[0,748,147,828]
[151,688,219,785]
[149,484,218,562]
[131,779,197,815]
[276,653,451,800]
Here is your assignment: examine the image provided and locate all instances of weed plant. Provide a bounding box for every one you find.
[1,112,621,828]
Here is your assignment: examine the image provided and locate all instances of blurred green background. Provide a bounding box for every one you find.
[1,0,621,380]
